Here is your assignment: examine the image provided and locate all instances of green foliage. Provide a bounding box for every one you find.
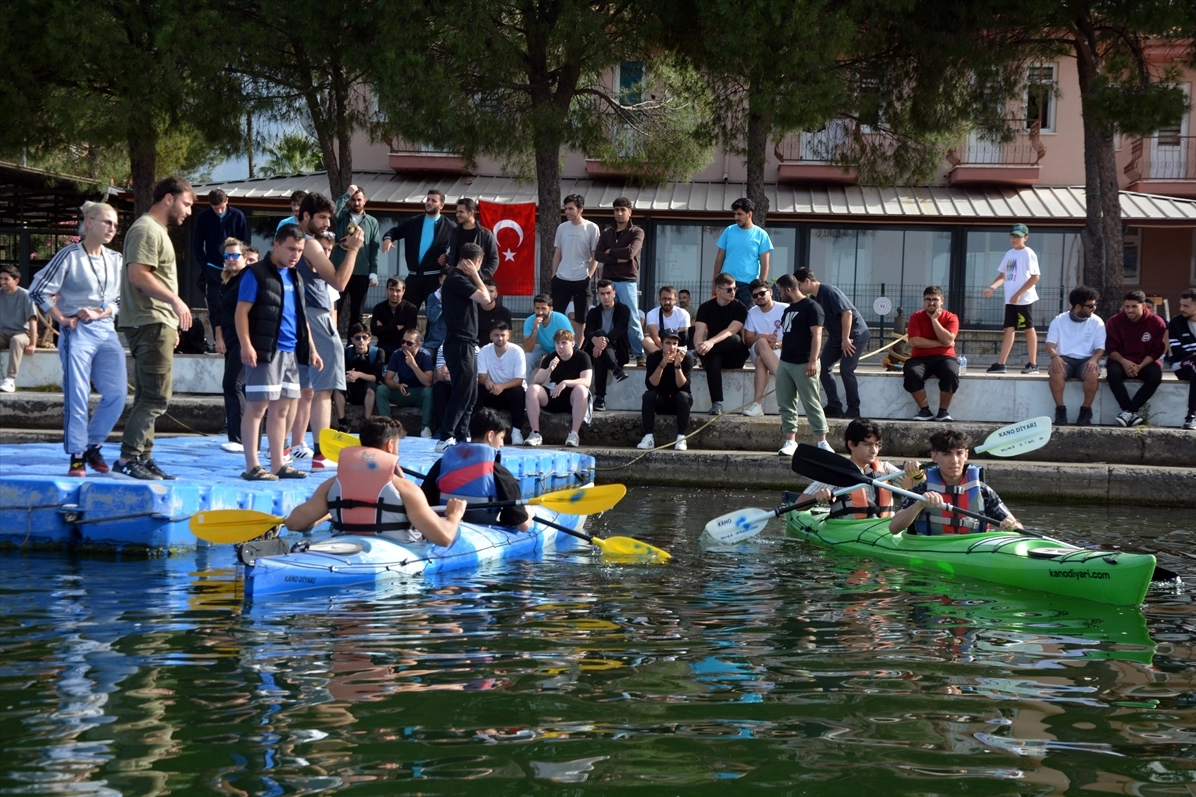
[258,133,324,177]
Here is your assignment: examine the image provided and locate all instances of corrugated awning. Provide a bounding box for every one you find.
[192,171,1196,224]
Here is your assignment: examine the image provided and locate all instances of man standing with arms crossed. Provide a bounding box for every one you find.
[192,188,246,341]
[712,198,773,307]
[382,190,456,314]
[594,197,645,364]
[551,194,600,338]
[114,176,195,480]
[982,223,1041,373]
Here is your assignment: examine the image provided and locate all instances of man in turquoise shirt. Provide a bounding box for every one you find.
[712,197,773,307]
[333,183,381,328]
[522,293,572,377]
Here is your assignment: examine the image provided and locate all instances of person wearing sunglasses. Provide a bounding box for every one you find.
[691,273,749,415]
[213,238,254,453]
[192,189,247,342]
[376,328,435,438]
[741,278,786,417]
[336,322,384,431]
[1045,285,1105,427]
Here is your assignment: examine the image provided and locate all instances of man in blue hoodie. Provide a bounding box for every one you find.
[193,189,247,341]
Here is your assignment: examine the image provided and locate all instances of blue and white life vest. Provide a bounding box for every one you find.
[437,443,500,523]
[910,465,988,535]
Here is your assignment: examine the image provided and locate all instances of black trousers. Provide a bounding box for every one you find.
[221,343,260,449]
[479,385,527,428]
[405,273,442,316]
[643,389,692,436]
[338,274,371,329]
[699,337,750,402]
[1178,366,1196,413]
[587,343,625,398]
[203,267,224,339]
[821,330,870,413]
[440,339,478,441]
[1106,360,1163,413]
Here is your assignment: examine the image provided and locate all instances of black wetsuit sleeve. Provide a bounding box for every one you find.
[495,464,529,528]
[421,460,443,507]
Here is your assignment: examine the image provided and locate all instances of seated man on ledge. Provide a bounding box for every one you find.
[1105,289,1167,427]
[801,418,921,518]
[889,429,1022,536]
[1045,285,1105,426]
[420,408,533,531]
[637,329,694,451]
[903,285,959,422]
[285,416,466,546]
[525,328,592,448]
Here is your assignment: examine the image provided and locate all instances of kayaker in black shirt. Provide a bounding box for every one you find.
[370,278,418,361]
[889,429,1022,536]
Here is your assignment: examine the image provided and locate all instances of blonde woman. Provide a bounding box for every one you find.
[29,202,127,476]
[215,237,252,453]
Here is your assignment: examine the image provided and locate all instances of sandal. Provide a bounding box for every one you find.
[241,465,278,481]
[274,464,308,479]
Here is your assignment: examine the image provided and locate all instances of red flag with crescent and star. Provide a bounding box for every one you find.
[478,200,537,296]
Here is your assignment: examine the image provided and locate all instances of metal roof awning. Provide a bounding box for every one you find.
[191,171,1196,224]
[0,161,130,228]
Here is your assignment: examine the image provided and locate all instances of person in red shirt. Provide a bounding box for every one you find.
[903,286,960,422]
[1104,290,1168,427]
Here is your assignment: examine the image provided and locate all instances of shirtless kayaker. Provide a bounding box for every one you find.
[889,428,1022,535]
[285,416,466,545]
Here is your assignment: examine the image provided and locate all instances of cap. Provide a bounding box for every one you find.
[661,329,682,341]
[1010,223,1029,237]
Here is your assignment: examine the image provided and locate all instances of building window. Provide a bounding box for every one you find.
[1123,227,1141,284]
[1025,65,1057,134]
[616,61,644,106]
[963,228,1082,326]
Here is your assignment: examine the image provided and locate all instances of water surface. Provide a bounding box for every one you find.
[2,489,1193,796]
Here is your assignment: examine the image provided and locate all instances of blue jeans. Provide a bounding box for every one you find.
[611,280,644,357]
[60,318,128,455]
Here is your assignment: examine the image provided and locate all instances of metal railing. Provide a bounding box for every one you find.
[947,123,1047,167]
[774,123,860,164]
[1124,135,1196,182]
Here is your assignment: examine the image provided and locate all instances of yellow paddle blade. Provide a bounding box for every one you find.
[591,535,671,561]
[531,484,627,514]
[190,509,286,544]
[319,428,360,463]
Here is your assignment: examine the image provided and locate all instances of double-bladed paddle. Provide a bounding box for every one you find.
[704,417,1054,544]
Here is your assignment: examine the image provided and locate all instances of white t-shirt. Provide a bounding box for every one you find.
[477,342,527,387]
[1046,311,1106,359]
[645,306,690,336]
[745,302,787,344]
[998,247,1040,305]
[553,220,601,281]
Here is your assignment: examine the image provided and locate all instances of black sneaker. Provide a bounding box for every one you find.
[1183,413,1196,431]
[986,363,1007,373]
[141,458,178,480]
[823,404,844,418]
[83,445,110,473]
[844,408,861,418]
[1055,406,1068,426]
[336,419,352,433]
[1076,406,1093,426]
[68,455,86,478]
[912,407,933,421]
[935,408,954,422]
[1021,362,1039,374]
[593,397,606,411]
[112,458,163,480]
[614,371,629,383]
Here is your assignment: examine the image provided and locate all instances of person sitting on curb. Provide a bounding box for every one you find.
[285,416,467,547]
[889,428,1023,536]
[636,330,694,452]
[235,224,323,481]
[525,328,592,448]
[801,418,921,518]
[336,322,384,432]
[522,293,572,378]
[477,321,527,445]
[582,279,631,411]
[370,277,418,363]
[1045,285,1105,426]
[376,328,435,438]
[643,285,690,354]
[419,408,533,531]
[0,263,38,393]
[774,274,831,457]
[982,222,1041,374]
[1167,287,1196,431]
[903,285,959,422]
[1105,290,1168,427]
[741,277,785,417]
[692,272,749,416]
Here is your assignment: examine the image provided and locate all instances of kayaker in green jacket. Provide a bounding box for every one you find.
[803,418,922,518]
[889,429,1022,535]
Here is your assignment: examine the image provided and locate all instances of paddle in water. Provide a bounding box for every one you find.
[704,417,1054,545]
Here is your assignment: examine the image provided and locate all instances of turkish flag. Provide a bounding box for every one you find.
[479,200,537,296]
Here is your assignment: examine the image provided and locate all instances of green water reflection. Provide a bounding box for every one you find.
[1,489,1192,795]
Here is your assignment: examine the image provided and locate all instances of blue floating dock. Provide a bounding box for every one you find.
[0,437,595,552]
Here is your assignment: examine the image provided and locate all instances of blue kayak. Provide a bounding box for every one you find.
[244,505,586,598]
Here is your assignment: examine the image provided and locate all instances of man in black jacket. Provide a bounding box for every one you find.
[594,197,645,363]
[583,279,631,411]
[445,197,499,279]
[381,189,456,314]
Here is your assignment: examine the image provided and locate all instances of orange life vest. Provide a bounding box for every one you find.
[326,446,414,538]
[828,460,894,519]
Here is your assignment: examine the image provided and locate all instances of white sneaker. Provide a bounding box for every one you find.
[435,437,456,453]
[0,378,14,393]
[564,431,580,447]
[778,439,798,457]
[220,441,244,453]
[742,401,764,417]
[511,428,525,445]
[526,432,543,447]
[420,427,433,439]
[674,435,688,451]
[636,433,656,450]
[1115,410,1134,427]
[817,440,835,452]
[290,443,314,460]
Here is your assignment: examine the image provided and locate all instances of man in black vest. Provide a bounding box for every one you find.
[381,189,456,314]
[234,224,324,481]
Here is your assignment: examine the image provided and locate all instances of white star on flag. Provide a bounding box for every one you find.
[503,249,516,261]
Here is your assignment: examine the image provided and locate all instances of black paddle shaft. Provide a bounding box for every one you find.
[791,444,1003,528]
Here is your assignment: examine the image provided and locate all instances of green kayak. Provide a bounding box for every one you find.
[784,509,1158,606]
